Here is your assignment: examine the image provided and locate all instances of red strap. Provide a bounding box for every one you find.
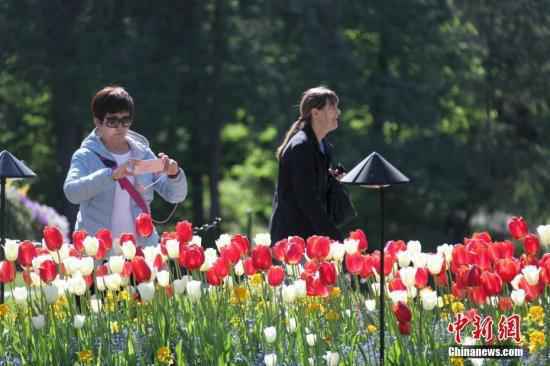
[118,177,149,214]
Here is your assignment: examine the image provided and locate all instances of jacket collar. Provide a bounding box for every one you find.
[303,123,332,160]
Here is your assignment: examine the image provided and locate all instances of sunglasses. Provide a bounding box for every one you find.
[102,115,132,128]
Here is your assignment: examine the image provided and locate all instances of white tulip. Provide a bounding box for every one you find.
[4,240,19,261]
[293,279,307,298]
[511,289,526,306]
[330,242,346,261]
[31,314,46,329]
[308,358,315,366]
[389,290,408,304]
[79,257,95,276]
[12,287,28,305]
[53,244,70,264]
[282,285,297,304]
[264,326,277,343]
[43,284,59,304]
[407,240,422,254]
[90,297,103,313]
[173,276,190,295]
[73,314,86,329]
[286,317,297,333]
[187,280,202,302]
[437,244,453,264]
[121,241,136,260]
[264,353,277,366]
[166,239,180,259]
[365,299,376,312]
[522,265,540,286]
[411,252,428,268]
[142,246,159,264]
[254,233,271,246]
[63,257,80,276]
[396,250,411,268]
[234,260,245,276]
[29,272,42,287]
[511,274,523,290]
[536,225,550,247]
[104,274,122,291]
[68,273,87,296]
[325,351,340,366]
[343,239,359,254]
[109,256,125,274]
[137,282,155,302]
[420,289,438,310]
[83,236,99,257]
[200,248,218,272]
[427,254,445,275]
[96,277,106,292]
[156,270,170,287]
[399,267,417,288]
[306,333,317,346]
[190,235,202,246]
[215,234,231,251]
[407,286,417,299]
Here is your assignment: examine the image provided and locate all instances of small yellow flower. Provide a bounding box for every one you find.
[0,304,10,318]
[528,330,545,353]
[250,273,264,287]
[449,357,464,366]
[329,287,341,298]
[527,305,544,324]
[451,302,464,314]
[367,324,377,333]
[233,286,249,303]
[77,350,94,365]
[118,290,130,302]
[230,316,242,327]
[307,302,325,315]
[443,294,456,305]
[110,321,120,334]
[156,346,173,365]
[325,309,340,321]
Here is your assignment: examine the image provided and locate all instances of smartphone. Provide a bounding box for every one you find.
[130,159,165,175]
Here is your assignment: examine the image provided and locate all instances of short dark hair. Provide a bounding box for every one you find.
[91,86,134,121]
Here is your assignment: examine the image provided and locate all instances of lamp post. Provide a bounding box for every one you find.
[341,151,410,366]
[0,150,36,303]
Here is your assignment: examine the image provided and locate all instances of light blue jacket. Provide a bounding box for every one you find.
[63,129,188,246]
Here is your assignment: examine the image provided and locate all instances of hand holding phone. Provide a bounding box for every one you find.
[130,159,165,175]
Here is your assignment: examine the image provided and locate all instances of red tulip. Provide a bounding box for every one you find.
[360,255,376,278]
[96,228,113,251]
[213,257,230,278]
[306,235,330,260]
[272,239,288,262]
[267,266,285,287]
[319,262,337,286]
[498,297,513,312]
[471,232,492,243]
[176,220,193,243]
[372,251,395,276]
[72,230,87,253]
[452,283,466,299]
[39,259,57,283]
[307,277,329,297]
[523,234,540,256]
[304,260,319,274]
[388,278,407,292]
[84,274,94,288]
[180,245,205,271]
[95,239,107,260]
[345,253,364,274]
[495,258,520,283]
[451,245,469,267]
[398,321,411,335]
[95,264,109,277]
[243,257,257,275]
[285,236,305,264]
[220,243,241,265]
[0,261,16,283]
[251,245,272,271]
[435,263,448,286]
[349,229,368,252]
[43,226,63,251]
[135,213,154,238]
[231,234,249,256]
[153,254,165,271]
[385,240,406,256]
[539,267,550,286]
[507,216,528,240]
[415,267,429,289]
[121,262,133,278]
[131,257,152,283]
[480,271,503,296]
[519,278,542,302]
[17,240,36,267]
[119,233,136,245]
[206,268,222,286]
[393,301,412,323]
[466,265,482,287]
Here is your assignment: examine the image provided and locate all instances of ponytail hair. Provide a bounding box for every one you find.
[276,86,339,160]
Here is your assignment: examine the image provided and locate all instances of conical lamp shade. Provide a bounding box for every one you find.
[0,150,37,178]
[341,151,410,186]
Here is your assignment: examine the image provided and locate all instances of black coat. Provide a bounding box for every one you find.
[269,124,343,243]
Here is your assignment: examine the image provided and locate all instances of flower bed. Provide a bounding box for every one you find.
[0,215,549,365]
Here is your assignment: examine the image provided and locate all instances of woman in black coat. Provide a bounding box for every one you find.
[269,86,344,243]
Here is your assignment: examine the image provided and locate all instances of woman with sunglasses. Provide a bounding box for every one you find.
[63,85,187,251]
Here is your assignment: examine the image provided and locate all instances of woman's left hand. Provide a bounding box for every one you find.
[158,152,180,176]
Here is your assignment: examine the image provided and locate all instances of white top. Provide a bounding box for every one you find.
[111,151,136,246]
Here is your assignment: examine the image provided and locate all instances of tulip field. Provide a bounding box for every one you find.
[0,215,549,365]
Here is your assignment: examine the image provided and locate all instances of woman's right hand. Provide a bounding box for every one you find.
[112,161,134,180]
